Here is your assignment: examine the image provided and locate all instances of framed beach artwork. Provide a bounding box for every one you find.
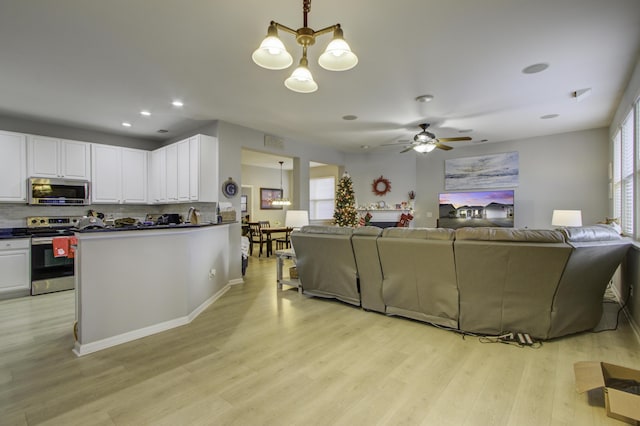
[444,152,519,190]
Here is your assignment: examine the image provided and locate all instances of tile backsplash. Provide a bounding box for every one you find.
[0,202,218,228]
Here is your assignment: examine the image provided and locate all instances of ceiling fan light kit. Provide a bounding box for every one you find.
[252,0,358,93]
[389,123,472,154]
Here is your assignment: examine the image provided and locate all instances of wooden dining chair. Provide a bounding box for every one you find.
[248,222,266,257]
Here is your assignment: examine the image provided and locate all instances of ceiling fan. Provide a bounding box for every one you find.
[386,123,472,153]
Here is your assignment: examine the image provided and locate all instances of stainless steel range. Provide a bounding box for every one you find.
[24,216,82,295]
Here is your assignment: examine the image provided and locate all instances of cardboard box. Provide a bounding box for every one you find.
[574,361,640,424]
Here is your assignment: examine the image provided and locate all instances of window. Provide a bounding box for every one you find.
[309,176,335,220]
[612,100,638,237]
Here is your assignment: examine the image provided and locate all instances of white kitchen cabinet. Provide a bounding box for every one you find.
[28,135,90,180]
[165,143,178,202]
[0,130,27,202]
[189,134,218,202]
[91,144,122,203]
[92,144,148,204]
[177,139,191,201]
[148,134,218,205]
[121,148,148,204]
[150,147,167,203]
[0,238,30,295]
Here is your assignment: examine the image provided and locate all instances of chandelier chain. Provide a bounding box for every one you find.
[303,0,311,27]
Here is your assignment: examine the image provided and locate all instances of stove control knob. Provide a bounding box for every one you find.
[30,219,38,224]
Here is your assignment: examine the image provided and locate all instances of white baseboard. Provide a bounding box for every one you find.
[74,284,232,357]
[73,316,189,357]
[228,278,244,286]
[188,284,230,322]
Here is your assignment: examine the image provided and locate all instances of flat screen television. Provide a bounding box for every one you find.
[438,190,514,229]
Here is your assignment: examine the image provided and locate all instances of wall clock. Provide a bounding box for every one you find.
[372,175,391,196]
[222,177,239,198]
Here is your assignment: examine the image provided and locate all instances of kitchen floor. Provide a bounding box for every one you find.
[1,256,639,425]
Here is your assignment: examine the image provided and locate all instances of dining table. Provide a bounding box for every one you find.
[261,226,293,257]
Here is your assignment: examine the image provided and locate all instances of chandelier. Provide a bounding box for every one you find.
[252,0,358,93]
[271,161,292,206]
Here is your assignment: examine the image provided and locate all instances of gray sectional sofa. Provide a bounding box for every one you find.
[290,224,631,339]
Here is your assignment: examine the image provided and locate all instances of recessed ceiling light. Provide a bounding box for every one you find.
[121,122,132,127]
[172,100,184,107]
[540,114,559,119]
[522,63,549,74]
[459,129,473,133]
[140,110,151,116]
[415,94,434,103]
[342,115,358,120]
[360,145,369,149]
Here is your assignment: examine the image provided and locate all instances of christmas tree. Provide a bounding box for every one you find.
[334,172,359,227]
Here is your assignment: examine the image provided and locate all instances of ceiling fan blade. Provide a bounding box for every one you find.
[380,142,411,147]
[437,136,472,142]
[400,145,415,153]
[436,143,453,151]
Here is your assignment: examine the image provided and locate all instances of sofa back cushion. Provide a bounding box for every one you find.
[454,229,572,338]
[377,227,458,327]
[560,224,622,242]
[290,226,360,306]
[455,227,565,243]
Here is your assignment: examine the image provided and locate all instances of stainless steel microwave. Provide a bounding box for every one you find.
[28,177,90,206]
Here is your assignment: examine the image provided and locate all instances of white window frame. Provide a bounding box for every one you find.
[309,176,335,221]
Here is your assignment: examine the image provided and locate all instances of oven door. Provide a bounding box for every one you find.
[31,237,75,295]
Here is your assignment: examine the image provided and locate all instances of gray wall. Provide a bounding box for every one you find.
[413,128,609,229]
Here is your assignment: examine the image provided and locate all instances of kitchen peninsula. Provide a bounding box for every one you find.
[73,222,238,356]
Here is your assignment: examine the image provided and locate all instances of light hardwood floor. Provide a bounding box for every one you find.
[1,256,639,426]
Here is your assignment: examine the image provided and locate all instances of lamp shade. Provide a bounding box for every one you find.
[284,60,318,93]
[413,143,437,153]
[252,25,293,70]
[318,37,358,71]
[551,210,582,227]
[285,210,309,230]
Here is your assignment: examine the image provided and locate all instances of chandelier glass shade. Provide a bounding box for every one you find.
[252,0,357,93]
[413,143,437,153]
[272,161,291,206]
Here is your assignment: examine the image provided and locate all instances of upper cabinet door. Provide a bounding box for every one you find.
[177,139,191,201]
[165,143,178,202]
[121,148,148,204]
[91,144,122,204]
[0,130,27,202]
[28,135,59,178]
[60,140,90,180]
[28,136,90,180]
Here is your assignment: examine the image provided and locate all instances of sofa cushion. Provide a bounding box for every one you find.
[455,227,565,243]
[298,225,354,235]
[560,224,622,242]
[382,227,455,240]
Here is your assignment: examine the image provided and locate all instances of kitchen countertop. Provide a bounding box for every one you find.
[0,228,31,240]
[74,221,237,233]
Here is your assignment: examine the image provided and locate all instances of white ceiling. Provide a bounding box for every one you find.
[1,1,639,154]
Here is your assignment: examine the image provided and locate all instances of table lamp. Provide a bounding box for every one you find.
[285,210,309,230]
[551,210,582,227]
